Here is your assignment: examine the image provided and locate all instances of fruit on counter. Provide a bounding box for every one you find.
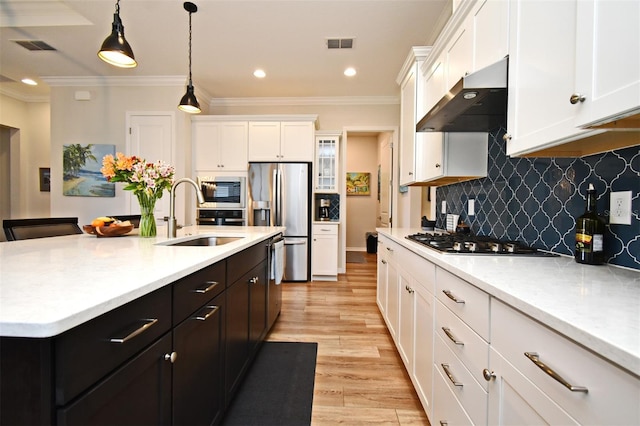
[90,217,132,228]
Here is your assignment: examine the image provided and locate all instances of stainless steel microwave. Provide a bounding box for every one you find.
[196,176,246,208]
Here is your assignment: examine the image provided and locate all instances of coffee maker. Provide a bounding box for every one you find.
[319,199,331,221]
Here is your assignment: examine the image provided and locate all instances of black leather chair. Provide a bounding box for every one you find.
[108,215,141,228]
[3,217,83,241]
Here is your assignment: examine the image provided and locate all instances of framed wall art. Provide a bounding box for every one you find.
[39,168,50,192]
[346,172,370,196]
[62,143,115,197]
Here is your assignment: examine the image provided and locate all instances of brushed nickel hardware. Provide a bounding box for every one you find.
[192,281,219,294]
[435,163,441,168]
[442,327,464,345]
[381,259,387,264]
[193,305,219,321]
[405,285,414,294]
[441,363,463,387]
[440,422,448,426]
[570,93,586,104]
[110,318,158,344]
[503,133,512,141]
[249,277,259,284]
[482,368,496,381]
[524,352,588,393]
[164,351,178,363]
[442,289,465,304]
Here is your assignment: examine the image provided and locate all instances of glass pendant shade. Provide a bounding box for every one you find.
[178,84,201,113]
[98,9,137,68]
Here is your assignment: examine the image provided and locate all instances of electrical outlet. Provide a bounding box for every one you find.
[441,201,447,214]
[609,191,632,225]
[468,199,475,216]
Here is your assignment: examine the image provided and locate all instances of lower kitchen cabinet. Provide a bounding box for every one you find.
[311,223,338,280]
[0,240,273,426]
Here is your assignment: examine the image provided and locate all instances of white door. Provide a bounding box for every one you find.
[377,133,391,227]
[127,113,174,224]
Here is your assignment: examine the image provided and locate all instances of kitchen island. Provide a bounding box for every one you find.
[377,227,640,425]
[0,225,284,425]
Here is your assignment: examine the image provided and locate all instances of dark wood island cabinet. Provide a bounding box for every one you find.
[0,238,275,426]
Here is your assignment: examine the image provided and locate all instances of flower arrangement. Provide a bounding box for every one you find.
[101,153,175,237]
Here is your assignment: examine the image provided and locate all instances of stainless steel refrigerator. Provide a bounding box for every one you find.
[248,162,311,281]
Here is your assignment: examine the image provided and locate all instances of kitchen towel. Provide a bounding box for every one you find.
[271,239,285,284]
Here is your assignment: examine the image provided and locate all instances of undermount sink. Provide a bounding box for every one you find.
[161,236,245,247]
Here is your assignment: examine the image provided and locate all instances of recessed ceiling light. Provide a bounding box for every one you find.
[344,67,356,77]
[253,69,266,78]
[21,78,37,86]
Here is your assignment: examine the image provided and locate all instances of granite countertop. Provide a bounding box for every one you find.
[377,227,640,377]
[0,225,285,339]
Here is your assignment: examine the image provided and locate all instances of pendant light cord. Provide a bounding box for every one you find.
[188,10,193,85]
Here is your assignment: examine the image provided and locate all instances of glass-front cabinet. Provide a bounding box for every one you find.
[314,132,341,193]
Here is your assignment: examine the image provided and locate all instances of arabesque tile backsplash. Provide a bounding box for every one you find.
[435,127,639,270]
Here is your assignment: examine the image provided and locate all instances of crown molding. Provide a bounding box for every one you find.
[40,75,188,87]
[0,87,49,103]
[210,96,399,107]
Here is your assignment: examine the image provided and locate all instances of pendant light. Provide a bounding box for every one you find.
[97,0,137,68]
[178,2,201,114]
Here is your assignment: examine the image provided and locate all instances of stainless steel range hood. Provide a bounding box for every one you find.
[417,56,508,133]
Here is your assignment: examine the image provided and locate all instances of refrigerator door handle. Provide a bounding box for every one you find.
[274,168,282,226]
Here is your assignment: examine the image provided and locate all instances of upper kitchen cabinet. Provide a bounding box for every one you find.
[471,0,509,71]
[398,47,432,186]
[573,0,640,129]
[315,131,341,193]
[248,116,317,162]
[505,0,640,157]
[192,117,248,172]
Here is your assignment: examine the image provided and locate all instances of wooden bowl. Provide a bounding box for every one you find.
[83,224,134,237]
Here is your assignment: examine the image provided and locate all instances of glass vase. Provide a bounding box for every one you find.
[136,192,158,238]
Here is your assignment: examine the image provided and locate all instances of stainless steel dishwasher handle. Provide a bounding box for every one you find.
[110,318,158,344]
[192,280,219,294]
[524,352,588,393]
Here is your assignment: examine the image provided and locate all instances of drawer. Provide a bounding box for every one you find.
[381,236,402,263]
[55,286,171,405]
[433,366,473,426]
[402,248,436,295]
[491,299,640,425]
[173,261,226,325]
[436,298,490,391]
[435,333,486,425]
[435,267,489,341]
[312,224,338,235]
[227,241,267,284]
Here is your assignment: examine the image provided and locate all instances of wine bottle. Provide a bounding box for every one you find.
[575,183,605,265]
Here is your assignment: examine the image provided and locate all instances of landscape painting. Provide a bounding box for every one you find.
[63,144,115,197]
[346,172,370,196]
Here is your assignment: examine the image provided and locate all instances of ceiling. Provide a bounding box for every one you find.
[0,0,451,103]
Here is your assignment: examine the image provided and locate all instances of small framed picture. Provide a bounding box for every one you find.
[39,167,50,192]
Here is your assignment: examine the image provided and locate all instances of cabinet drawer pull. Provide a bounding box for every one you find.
[524,352,588,393]
[441,363,463,387]
[405,285,414,294]
[442,289,465,304]
[192,280,219,294]
[442,327,464,345]
[193,305,219,321]
[110,318,158,344]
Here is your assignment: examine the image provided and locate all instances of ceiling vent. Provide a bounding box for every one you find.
[327,38,354,49]
[12,40,56,51]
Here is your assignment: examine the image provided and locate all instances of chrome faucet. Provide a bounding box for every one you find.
[168,178,205,238]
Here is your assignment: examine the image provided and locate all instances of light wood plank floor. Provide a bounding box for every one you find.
[267,252,430,426]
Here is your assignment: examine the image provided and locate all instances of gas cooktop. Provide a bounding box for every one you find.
[406,232,558,256]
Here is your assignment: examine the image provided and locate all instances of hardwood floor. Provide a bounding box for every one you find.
[266,252,430,425]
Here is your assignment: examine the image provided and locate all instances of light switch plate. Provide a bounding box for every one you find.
[609,191,632,225]
[468,199,475,216]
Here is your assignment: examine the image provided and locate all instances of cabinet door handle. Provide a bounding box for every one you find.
[405,285,414,294]
[569,93,586,104]
[164,351,178,363]
[193,305,219,321]
[503,133,512,142]
[442,327,464,345]
[381,259,387,264]
[482,368,496,381]
[435,163,441,168]
[442,289,465,304]
[524,352,588,393]
[441,363,463,387]
[408,172,413,176]
[249,276,259,284]
[386,247,393,252]
[110,318,158,344]
[192,280,219,294]
[439,422,448,426]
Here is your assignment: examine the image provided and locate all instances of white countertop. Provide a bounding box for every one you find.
[0,225,284,339]
[377,228,640,377]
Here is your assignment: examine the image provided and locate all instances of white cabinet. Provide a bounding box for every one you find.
[416,132,488,185]
[471,0,509,72]
[248,120,315,162]
[311,223,338,280]
[376,238,389,315]
[314,132,340,192]
[488,299,640,425]
[574,0,640,128]
[192,119,248,172]
[505,0,601,157]
[398,47,431,186]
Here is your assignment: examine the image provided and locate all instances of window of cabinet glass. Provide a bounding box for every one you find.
[315,134,340,193]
